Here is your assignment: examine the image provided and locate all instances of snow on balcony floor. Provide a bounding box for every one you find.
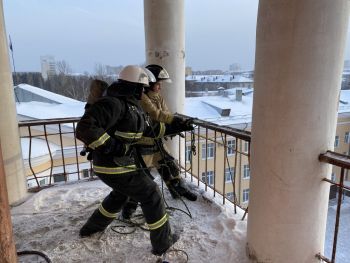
[11,177,249,263]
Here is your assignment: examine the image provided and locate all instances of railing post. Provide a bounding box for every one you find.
[0,142,18,262]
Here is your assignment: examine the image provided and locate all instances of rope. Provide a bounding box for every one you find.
[182,129,197,174]
[144,117,194,219]
[111,213,149,234]
[159,177,193,219]
[17,250,52,263]
[157,248,189,263]
[220,133,239,207]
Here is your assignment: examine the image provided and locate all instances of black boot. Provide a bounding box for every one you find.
[120,198,138,220]
[171,179,197,201]
[79,209,115,237]
[166,183,181,199]
[151,233,180,256]
[181,190,197,201]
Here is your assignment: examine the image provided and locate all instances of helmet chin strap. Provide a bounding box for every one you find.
[134,86,144,100]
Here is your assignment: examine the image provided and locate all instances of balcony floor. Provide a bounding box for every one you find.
[11,176,249,263]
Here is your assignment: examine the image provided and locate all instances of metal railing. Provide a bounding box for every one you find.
[18,117,349,261]
[317,151,350,263]
[19,117,94,191]
[177,115,251,219]
[19,116,253,217]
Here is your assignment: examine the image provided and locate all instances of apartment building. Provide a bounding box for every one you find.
[15,83,350,203]
[40,55,56,80]
[184,88,350,207]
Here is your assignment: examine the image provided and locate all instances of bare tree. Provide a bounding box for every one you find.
[65,84,80,99]
[57,60,72,75]
[94,63,108,80]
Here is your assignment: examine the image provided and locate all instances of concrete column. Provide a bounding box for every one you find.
[0,0,27,204]
[0,142,17,262]
[144,0,185,154]
[247,1,350,262]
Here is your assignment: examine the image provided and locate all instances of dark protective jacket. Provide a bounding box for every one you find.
[76,93,179,175]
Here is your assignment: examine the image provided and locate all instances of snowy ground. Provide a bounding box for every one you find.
[12,174,348,263]
[11,176,249,263]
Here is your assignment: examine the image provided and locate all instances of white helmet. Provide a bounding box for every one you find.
[144,68,157,83]
[118,65,149,87]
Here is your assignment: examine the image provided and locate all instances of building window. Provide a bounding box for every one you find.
[225,167,235,182]
[243,165,250,179]
[82,169,90,178]
[227,139,236,155]
[202,171,214,186]
[39,178,46,186]
[202,143,215,159]
[345,132,350,144]
[244,141,249,153]
[185,145,192,163]
[243,189,250,203]
[226,192,234,201]
[331,172,336,182]
[334,135,339,148]
[54,174,65,183]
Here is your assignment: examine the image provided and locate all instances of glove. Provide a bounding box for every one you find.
[172,115,185,123]
[166,116,194,135]
[99,137,127,157]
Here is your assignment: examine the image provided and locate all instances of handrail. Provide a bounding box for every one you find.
[176,113,251,141]
[317,150,350,263]
[19,117,80,127]
[319,150,350,170]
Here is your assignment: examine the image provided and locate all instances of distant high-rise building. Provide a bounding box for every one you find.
[40,55,56,80]
[229,63,242,72]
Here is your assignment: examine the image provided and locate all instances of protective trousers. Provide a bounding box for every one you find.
[142,145,178,183]
[85,171,172,253]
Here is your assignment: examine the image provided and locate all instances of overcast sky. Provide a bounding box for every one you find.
[3,0,350,73]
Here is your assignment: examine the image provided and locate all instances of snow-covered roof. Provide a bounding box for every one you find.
[15,84,85,120]
[339,90,350,114]
[14,84,350,127]
[185,88,253,126]
[16,101,85,120]
[21,138,60,159]
[186,74,253,83]
[16,84,79,104]
[185,88,350,126]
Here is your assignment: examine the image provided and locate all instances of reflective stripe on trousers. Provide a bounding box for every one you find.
[98,203,118,218]
[147,213,168,230]
[93,165,137,174]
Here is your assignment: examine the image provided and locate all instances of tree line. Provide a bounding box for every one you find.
[12,71,116,102]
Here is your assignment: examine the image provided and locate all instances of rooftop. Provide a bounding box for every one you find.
[185,75,254,83]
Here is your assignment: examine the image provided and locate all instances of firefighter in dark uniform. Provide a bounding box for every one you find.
[76,65,192,255]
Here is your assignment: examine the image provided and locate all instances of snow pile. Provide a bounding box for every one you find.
[11,177,249,263]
